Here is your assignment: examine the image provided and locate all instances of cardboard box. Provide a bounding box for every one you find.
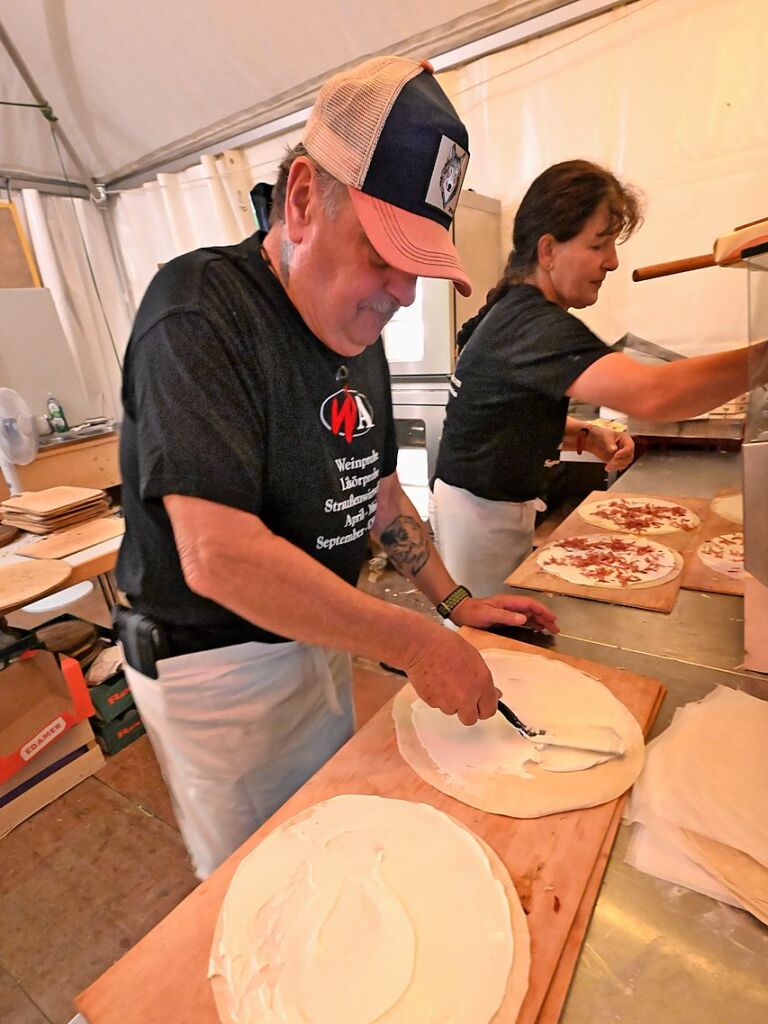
[0,718,95,801]
[33,613,133,724]
[92,707,145,756]
[0,650,93,782]
[0,737,105,838]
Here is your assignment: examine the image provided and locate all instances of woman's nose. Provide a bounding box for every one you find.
[604,243,619,271]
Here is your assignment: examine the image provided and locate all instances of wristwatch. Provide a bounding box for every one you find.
[436,585,472,620]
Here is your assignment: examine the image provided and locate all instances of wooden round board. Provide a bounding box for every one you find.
[0,559,72,613]
[210,808,531,1024]
[0,525,18,549]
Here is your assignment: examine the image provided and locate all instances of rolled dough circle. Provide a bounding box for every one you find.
[696,532,745,578]
[209,794,530,1024]
[394,650,645,817]
[710,492,743,525]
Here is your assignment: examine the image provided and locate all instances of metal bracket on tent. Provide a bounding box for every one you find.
[90,184,108,209]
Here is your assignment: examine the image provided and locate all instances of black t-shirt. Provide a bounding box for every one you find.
[434,284,609,502]
[117,232,398,649]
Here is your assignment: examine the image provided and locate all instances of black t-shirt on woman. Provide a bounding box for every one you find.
[434,284,609,502]
[117,233,397,650]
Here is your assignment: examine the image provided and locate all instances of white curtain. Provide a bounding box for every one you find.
[20,188,131,420]
[441,0,768,355]
[110,137,300,310]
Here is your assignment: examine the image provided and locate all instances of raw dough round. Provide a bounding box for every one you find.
[536,534,682,589]
[578,496,699,534]
[209,794,530,1024]
[393,650,645,817]
[683,830,768,926]
[696,532,745,578]
[710,492,743,525]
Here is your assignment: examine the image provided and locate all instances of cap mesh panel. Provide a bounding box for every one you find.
[305,57,423,187]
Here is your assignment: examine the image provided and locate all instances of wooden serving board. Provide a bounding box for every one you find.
[507,543,683,613]
[681,504,745,597]
[75,631,665,1024]
[0,485,105,516]
[544,491,711,553]
[0,559,72,613]
[1,502,111,534]
[17,516,124,560]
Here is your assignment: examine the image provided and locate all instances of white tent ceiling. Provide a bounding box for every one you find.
[0,0,623,191]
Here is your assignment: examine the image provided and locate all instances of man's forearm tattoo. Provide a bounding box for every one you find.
[379,514,430,576]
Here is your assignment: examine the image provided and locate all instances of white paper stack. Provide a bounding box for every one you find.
[624,686,768,923]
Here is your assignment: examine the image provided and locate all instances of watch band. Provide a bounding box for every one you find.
[436,584,472,620]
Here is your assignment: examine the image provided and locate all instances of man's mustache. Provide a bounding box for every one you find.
[358,297,401,320]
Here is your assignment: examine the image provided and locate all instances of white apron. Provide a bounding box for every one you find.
[124,639,353,879]
[430,478,545,598]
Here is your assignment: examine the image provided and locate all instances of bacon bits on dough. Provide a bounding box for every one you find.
[696,532,745,578]
[536,533,680,588]
[578,496,699,534]
[209,795,530,1024]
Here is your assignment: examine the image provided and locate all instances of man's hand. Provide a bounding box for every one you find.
[586,425,635,471]
[450,595,559,633]
[401,628,502,727]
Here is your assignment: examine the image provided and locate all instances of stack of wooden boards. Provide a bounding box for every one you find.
[509,489,745,612]
[1,486,111,535]
[75,630,666,1024]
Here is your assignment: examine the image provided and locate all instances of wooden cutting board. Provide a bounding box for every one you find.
[17,517,124,560]
[507,542,683,613]
[544,491,710,553]
[0,485,105,516]
[75,630,665,1024]
[0,559,72,613]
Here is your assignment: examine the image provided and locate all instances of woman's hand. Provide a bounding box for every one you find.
[586,425,635,471]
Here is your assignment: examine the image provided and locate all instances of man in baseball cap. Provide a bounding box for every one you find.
[304,55,472,295]
[116,55,556,879]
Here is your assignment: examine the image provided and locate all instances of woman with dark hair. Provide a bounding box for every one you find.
[430,159,764,597]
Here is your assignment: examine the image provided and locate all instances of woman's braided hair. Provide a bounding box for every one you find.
[456,160,643,352]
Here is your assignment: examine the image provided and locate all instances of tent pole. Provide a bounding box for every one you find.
[0,18,99,201]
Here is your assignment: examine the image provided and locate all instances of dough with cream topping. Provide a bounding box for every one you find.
[209,794,530,1024]
[394,650,644,817]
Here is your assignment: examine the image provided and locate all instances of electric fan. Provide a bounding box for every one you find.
[0,388,39,495]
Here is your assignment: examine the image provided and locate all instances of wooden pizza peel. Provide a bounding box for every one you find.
[75,629,664,1024]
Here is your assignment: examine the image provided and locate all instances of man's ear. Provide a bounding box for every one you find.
[284,157,315,244]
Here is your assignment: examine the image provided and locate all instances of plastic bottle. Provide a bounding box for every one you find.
[46,394,69,433]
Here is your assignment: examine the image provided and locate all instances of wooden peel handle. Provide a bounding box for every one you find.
[632,253,715,282]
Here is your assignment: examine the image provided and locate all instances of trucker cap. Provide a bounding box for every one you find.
[304,55,472,296]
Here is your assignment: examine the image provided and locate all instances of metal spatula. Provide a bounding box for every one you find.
[496,700,626,757]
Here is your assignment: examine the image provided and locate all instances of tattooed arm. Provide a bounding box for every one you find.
[372,474,558,633]
[372,472,457,605]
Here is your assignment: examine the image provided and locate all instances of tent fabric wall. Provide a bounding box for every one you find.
[0,0,574,186]
[441,0,768,354]
[15,0,767,394]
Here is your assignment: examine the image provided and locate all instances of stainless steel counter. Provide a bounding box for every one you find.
[499,448,768,1022]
